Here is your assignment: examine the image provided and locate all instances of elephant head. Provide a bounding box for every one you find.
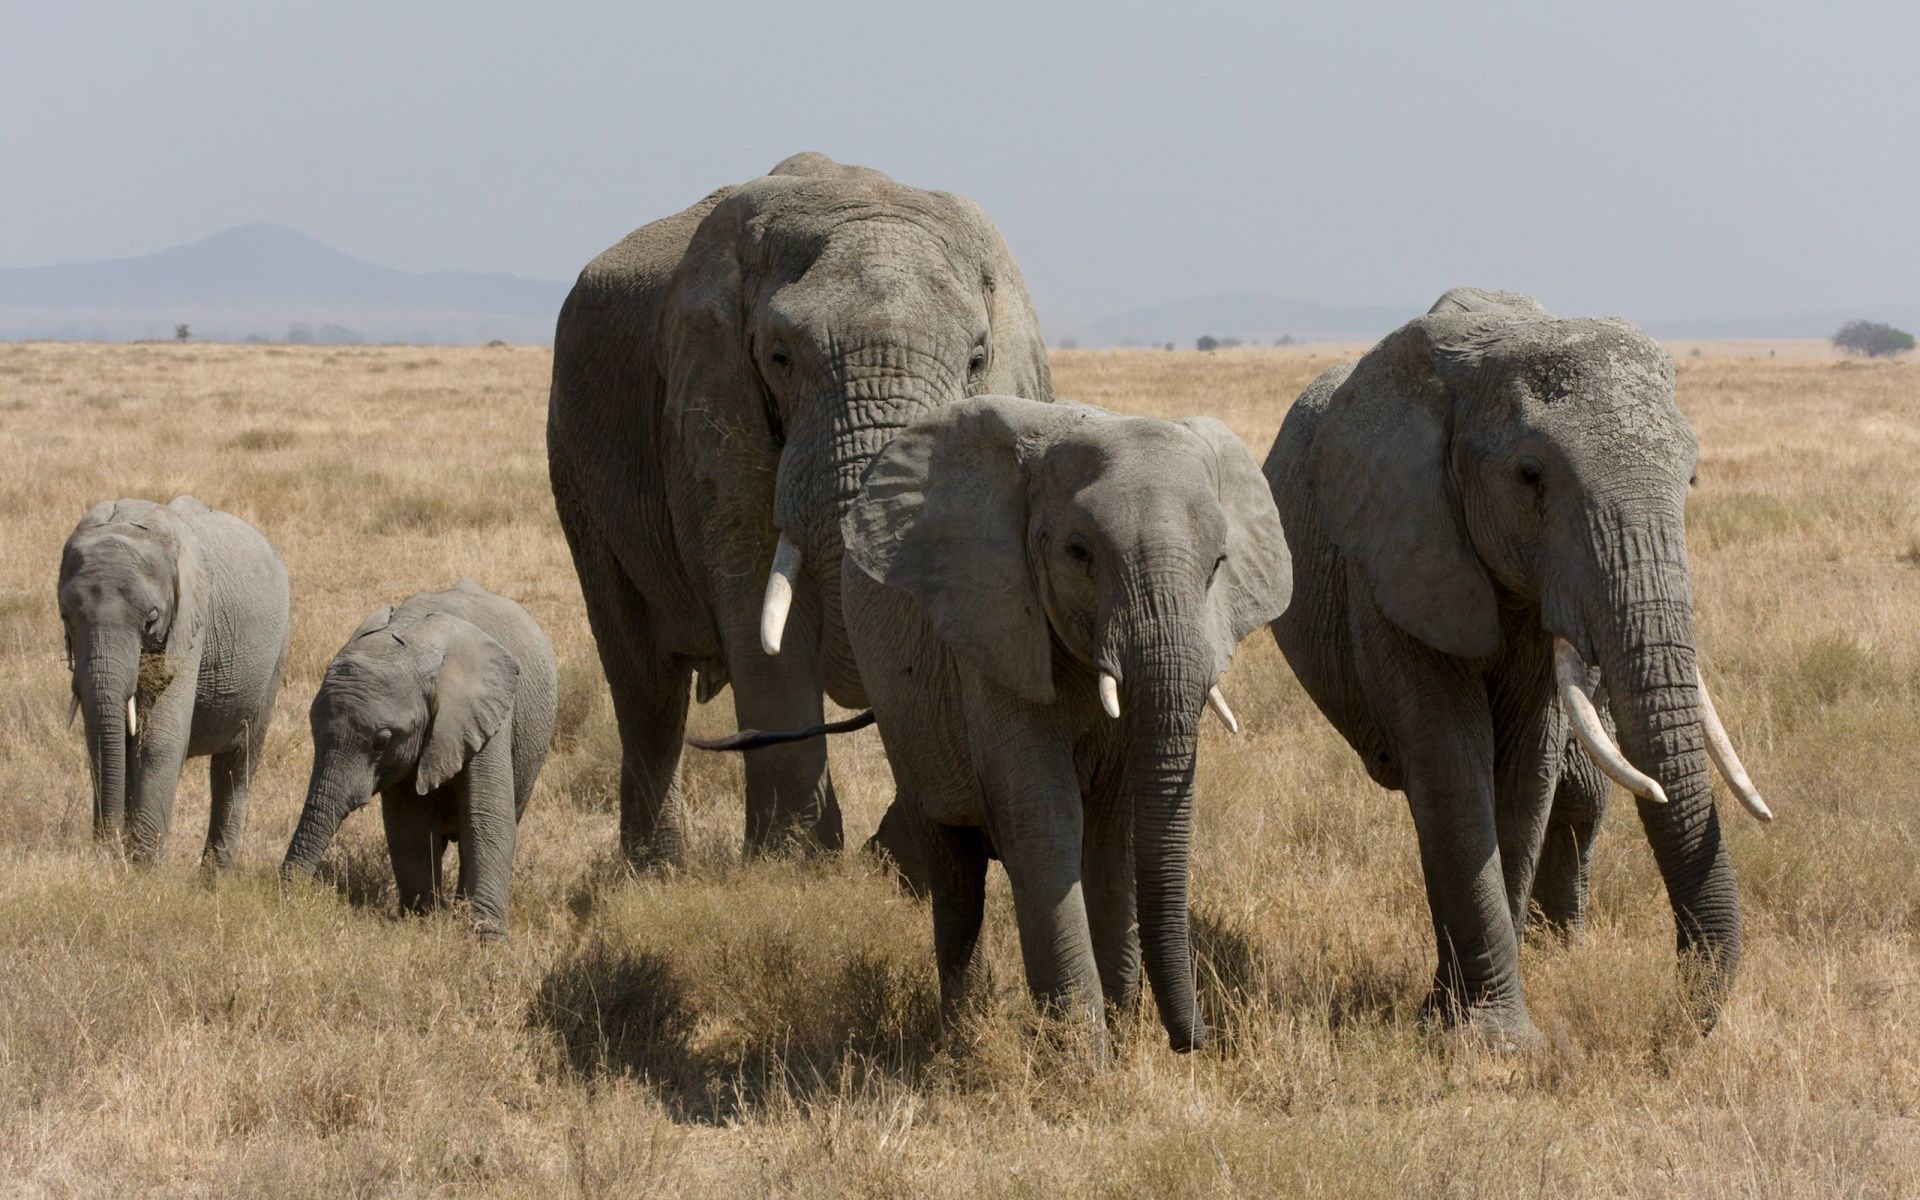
[57,500,205,842]
[282,606,520,876]
[1308,298,1765,1009]
[661,153,1051,695]
[846,396,1291,1050]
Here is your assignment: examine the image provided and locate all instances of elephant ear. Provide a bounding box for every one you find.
[1176,417,1293,678]
[348,604,396,644]
[844,395,1068,704]
[417,615,520,795]
[1426,287,1556,319]
[1310,316,1501,659]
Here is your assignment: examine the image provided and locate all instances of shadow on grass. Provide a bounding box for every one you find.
[1192,906,1403,1046]
[314,841,397,912]
[530,932,942,1125]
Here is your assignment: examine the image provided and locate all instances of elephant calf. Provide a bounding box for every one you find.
[724,396,1292,1056]
[282,580,558,939]
[58,496,289,867]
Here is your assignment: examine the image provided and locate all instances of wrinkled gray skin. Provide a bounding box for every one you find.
[57,496,288,867]
[281,581,558,940]
[1266,288,1740,1044]
[548,152,1052,868]
[842,396,1291,1056]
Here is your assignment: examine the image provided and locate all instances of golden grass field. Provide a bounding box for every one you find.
[1,340,1916,1197]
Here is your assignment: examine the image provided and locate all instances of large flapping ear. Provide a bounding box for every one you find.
[416,615,520,795]
[844,395,1079,703]
[1176,417,1294,678]
[347,604,396,644]
[1310,316,1501,659]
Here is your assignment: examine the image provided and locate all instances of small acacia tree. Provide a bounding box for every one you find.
[1196,335,1218,352]
[174,323,190,343]
[1832,320,1914,358]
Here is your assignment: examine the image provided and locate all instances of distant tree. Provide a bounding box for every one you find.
[1164,342,1175,352]
[174,323,191,343]
[1274,333,1296,346]
[1057,337,1079,349]
[1196,335,1218,352]
[315,324,364,345]
[1218,337,1242,349]
[286,323,314,345]
[1832,320,1914,358]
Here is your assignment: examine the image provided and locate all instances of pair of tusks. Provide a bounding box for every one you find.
[1552,637,1771,822]
[1095,671,1239,735]
[65,695,140,737]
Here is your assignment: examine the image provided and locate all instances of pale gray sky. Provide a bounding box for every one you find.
[3,0,1914,329]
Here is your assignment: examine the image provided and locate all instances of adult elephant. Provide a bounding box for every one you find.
[1265,288,1771,1045]
[548,152,1052,867]
[57,496,289,867]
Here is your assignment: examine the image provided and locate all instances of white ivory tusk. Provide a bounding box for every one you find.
[1098,672,1121,720]
[1553,637,1667,805]
[68,694,80,729]
[759,533,802,657]
[126,695,138,738]
[1206,685,1239,735]
[1697,668,1773,822]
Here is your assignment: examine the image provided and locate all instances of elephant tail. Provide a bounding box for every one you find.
[687,710,876,752]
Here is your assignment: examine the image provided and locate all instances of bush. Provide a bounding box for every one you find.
[1832,320,1914,358]
[1196,335,1218,352]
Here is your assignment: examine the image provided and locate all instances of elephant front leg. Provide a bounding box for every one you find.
[921,819,992,1026]
[1488,646,1568,940]
[1082,767,1141,1019]
[723,611,844,857]
[125,686,195,864]
[454,735,519,940]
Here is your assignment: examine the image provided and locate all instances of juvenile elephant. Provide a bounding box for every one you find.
[548,151,1051,868]
[833,396,1290,1055]
[281,581,558,939]
[57,496,288,866]
[1265,288,1771,1044]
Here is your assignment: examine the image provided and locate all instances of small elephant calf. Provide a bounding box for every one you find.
[282,580,557,939]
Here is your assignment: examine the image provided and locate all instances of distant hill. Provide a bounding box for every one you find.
[0,224,570,344]
[1066,293,1421,348]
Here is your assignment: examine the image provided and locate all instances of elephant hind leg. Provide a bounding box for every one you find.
[923,819,992,1028]
[203,722,267,869]
[1529,737,1609,942]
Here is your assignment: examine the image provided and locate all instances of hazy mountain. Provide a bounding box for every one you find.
[0,224,570,344]
[1066,293,1421,347]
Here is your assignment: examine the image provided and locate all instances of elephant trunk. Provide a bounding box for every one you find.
[282,752,371,877]
[772,343,954,699]
[1116,575,1212,1053]
[76,633,138,842]
[1592,532,1740,1023]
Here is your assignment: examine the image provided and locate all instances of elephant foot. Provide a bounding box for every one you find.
[1419,987,1543,1053]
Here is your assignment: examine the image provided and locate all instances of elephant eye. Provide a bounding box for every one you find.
[1515,457,1544,488]
[144,606,162,632]
[1064,538,1092,566]
[768,344,791,371]
[376,728,394,745]
[968,341,989,377]
[1210,554,1226,584]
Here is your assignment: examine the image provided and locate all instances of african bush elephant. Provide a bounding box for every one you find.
[834,396,1290,1055]
[548,151,1051,868]
[281,580,557,939]
[1264,288,1771,1044]
[57,496,288,867]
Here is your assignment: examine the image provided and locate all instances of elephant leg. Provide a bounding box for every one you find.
[1082,773,1140,1018]
[125,697,193,864]
[202,721,265,869]
[722,621,844,857]
[1488,645,1566,939]
[922,818,992,1025]
[454,736,517,940]
[1351,607,1534,1043]
[1530,737,1610,942]
[382,796,444,915]
[968,686,1104,1048]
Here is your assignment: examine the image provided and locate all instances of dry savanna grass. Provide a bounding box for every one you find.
[0,340,1916,1197]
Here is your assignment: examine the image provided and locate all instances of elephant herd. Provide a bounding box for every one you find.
[55,152,1772,1060]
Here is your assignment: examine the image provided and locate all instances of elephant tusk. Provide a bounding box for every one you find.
[1697,668,1773,822]
[1098,672,1121,720]
[126,695,138,739]
[1206,685,1239,735]
[1553,637,1667,805]
[68,694,80,729]
[759,533,801,657]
